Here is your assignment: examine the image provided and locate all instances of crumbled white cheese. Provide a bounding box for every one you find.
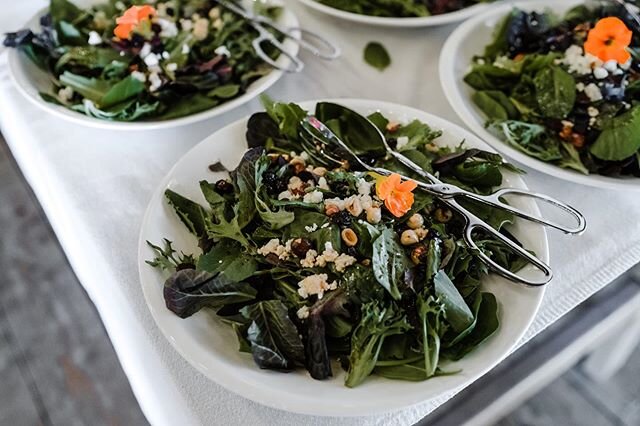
[182,43,191,55]
[334,254,357,272]
[215,45,231,57]
[315,242,339,267]
[603,60,618,73]
[140,43,152,59]
[180,19,193,31]
[357,178,373,196]
[583,83,603,102]
[303,190,324,204]
[166,62,178,72]
[296,306,310,319]
[144,53,160,67]
[320,222,330,229]
[297,274,337,299]
[193,18,209,41]
[278,190,296,201]
[561,45,602,75]
[300,249,317,268]
[115,1,126,11]
[57,86,74,103]
[87,31,102,46]
[157,18,178,38]
[593,67,608,80]
[318,177,330,191]
[396,136,409,150]
[576,82,585,92]
[621,59,632,70]
[162,51,170,60]
[149,72,163,92]
[212,18,224,30]
[304,223,318,233]
[131,71,147,82]
[588,106,599,117]
[257,239,292,260]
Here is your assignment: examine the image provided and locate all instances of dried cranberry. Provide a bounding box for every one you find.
[331,211,352,228]
[291,238,313,258]
[214,179,234,195]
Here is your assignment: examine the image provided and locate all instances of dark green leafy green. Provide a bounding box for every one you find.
[364,42,391,71]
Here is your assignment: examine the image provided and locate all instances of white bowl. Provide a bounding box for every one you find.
[440,0,640,190]
[137,99,549,416]
[7,5,300,131]
[297,0,493,27]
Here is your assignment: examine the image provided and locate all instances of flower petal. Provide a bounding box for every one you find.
[376,173,401,200]
[396,179,418,193]
[114,23,134,39]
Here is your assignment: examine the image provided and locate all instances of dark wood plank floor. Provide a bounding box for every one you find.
[1,133,639,426]
[0,138,148,426]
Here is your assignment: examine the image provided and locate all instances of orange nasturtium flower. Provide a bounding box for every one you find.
[584,17,633,64]
[376,173,418,218]
[114,5,156,40]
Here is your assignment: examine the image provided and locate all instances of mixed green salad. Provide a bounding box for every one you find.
[3,0,281,122]
[466,3,640,177]
[315,0,494,18]
[147,99,529,387]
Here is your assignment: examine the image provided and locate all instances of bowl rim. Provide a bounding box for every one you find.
[7,6,300,131]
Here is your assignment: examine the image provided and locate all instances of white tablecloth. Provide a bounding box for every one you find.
[2,1,640,425]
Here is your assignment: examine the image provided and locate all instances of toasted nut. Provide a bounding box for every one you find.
[415,228,429,241]
[401,229,420,246]
[291,238,313,258]
[341,228,358,247]
[346,197,363,217]
[361,259,371,266]
[434,207,453,223]
[325,204,341,216]
[290,157,305,167]
[425,143,439,153]
[411,245,428,265]
[366,206,382,224]
[386,121,401,133]
[407,213,424,229]
[312,166,327,177]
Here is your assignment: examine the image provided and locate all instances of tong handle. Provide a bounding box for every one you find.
[276,27,341,60]
[252,28,304,73]
[460,187,587,235]
[454,199,553,287]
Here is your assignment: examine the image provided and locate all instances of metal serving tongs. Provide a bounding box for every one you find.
[602,0,640,30]
[299,110,587,288]
[217,0,341,73]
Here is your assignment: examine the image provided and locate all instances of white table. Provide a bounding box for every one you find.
[2,1,640,425]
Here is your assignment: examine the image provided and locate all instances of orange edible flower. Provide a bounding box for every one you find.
[114,5,156,40]
[376,173,418,218]
[584,17,632,64]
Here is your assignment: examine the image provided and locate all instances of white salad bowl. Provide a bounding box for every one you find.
[138,99,549,416]
[7,2,300,131]
[296,0,493,27]
[440,0,640,191]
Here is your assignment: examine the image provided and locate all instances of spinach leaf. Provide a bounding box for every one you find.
[590,106,640,161]
[59,71,111,102]
[263,98,307,139]
[345,301,410,387]
[364,42,391,71]
[464,65,519,91]
[51,0,83,24]
[393,120,443,151]
[472,90,519,121]
[241,300,305,370]
[197,240,257,282]
[434,271,474,333]
[164,269,257,318]
[371,229,410,300]
[443,293,499,360]
[533,66,576,119]
[100,75,145,109]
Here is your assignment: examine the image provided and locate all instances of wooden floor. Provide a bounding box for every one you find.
[0,134,638,426]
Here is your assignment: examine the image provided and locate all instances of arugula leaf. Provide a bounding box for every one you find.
[345,301,410,387]
[434,271,474,333]
[443,293,499,360]
[262,97,307,139]
[241,300,305,370]
[364,42,391,71]
[165,189,208,238]
[491,121,562,162]
[371,229,410,300]
[164,270,257,318]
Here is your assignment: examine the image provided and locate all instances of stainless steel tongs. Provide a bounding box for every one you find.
[217,0,341,73]
[299,114,587,288]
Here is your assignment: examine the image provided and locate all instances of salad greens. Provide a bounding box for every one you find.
[3,0,282,122]
[316,0,495,18]
[147,99,528,387]
[465,3,640,177]
[364,42,391,71]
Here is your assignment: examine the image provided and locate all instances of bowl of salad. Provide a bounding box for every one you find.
[440,0,640,190]
[138,98,548,416]
[4,0,299,130]
[297,0,496,27]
